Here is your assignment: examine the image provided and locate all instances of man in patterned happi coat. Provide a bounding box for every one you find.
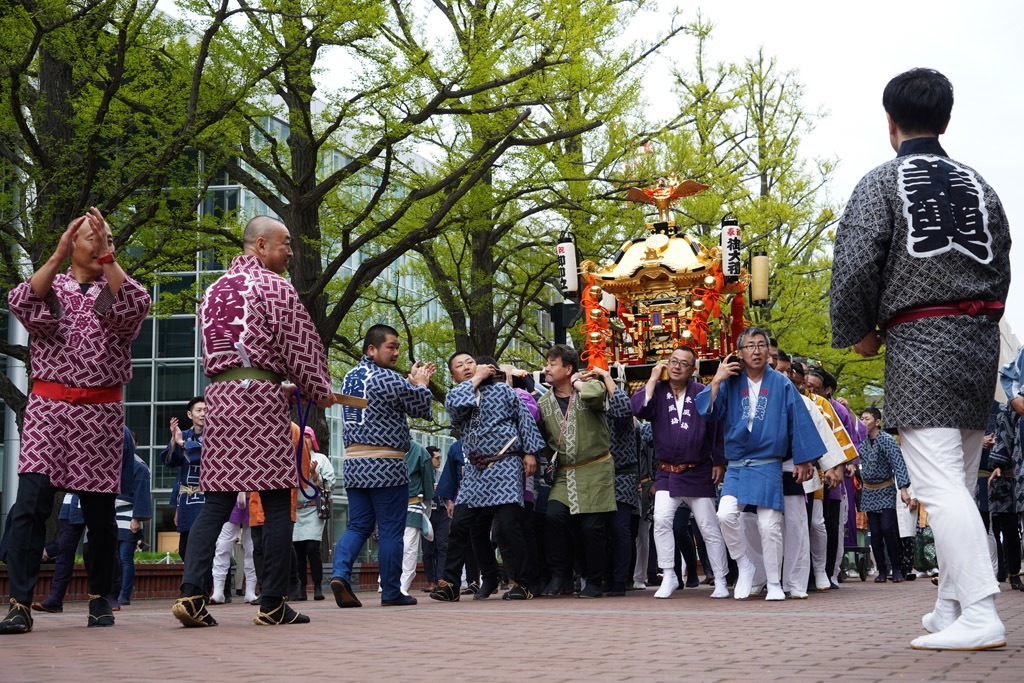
[831,68,1011,650]
[330,324,435,608]
[2,208,150,634]
[696,327,825,601]
[430,353,545,602]
[171,216,334,628]
[536,344,616,599]
[631,345,729,600]
[857,407,912,582]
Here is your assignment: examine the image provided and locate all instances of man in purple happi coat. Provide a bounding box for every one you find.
[631,345,730,599]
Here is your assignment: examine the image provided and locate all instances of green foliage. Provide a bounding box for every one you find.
[638,22,884,406]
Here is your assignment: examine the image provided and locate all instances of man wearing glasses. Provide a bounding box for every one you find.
[631,346,730,599]
[696,327,825,601]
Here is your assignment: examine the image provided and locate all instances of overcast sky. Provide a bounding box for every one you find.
[638,0,1023,342]
[158,0,1022,344]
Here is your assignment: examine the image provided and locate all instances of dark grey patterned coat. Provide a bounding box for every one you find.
[830,138,1011,430]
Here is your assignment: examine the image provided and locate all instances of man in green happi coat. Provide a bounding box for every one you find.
[536,344,615,598]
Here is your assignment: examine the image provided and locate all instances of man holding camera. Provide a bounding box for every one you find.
[429,353,544,601]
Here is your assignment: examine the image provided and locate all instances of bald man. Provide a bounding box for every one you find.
[171,216,335,628]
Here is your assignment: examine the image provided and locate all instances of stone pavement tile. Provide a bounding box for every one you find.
[0,580,1020,681]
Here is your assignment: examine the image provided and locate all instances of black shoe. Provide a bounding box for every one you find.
[474,578,499,600]
[118,596,131,606]
[905,572,917,582]
[171,595,217,628]
[313,587,325,601]
[577,583,603,599]
[540,577,564,597]
[294,593,308,601]
[88,596,115,627]
[31,601,62,613]
[0,600,33,634]
[382,594,417,606]
[685,575,700,589]
[607,581,626,597]
[254,599,310,625]
[330,577,362,608]
[461,581,479,596]
[235,589,244,597]
[1010,574,1024,591]
[429,581,460,602]
[502,582,533,600]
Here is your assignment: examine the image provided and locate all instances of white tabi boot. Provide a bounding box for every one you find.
[911,596,1005,651]
[654,571,679,599]
[710,581,730,599]
[733,555,755,600]
[813,570,830,592]
[921,597,960,633]
[765,582,785,601]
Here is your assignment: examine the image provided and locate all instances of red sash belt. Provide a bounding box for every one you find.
[885,300,1003,331]
[32,379,122,404]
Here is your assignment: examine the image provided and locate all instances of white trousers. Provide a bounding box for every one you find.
[900,427,998,607]
[741,509,767,585]
[401,525,421,596]
[634,517,651,583]
[653,492,730,581]
[808,497,827,573]
[212,522,255,595]
[718,496,783,584]
[831,487,848,582]
[781,495,810,593]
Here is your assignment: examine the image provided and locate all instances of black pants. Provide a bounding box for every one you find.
[824,497,842,578]
[605,501,634,585]
[441,503,482,586]
[177,528,213,593]
[672,503,699,582]
[867,508,902,578]
[422,506,451,585]
[181,489,291,603]
[293,540,323,593]
[447,503,526,585]
[546,500,607,584]
[992,512,1022,576]
[251,525,264,587]
[7,473,116,603]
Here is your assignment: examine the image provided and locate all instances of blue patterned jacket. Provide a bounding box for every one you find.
[341,355,433,489]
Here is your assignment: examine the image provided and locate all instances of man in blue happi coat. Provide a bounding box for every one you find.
[696,326,825,600]
[331,324,435,608]
[431,353,545,602]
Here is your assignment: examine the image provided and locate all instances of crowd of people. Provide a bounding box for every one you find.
[0,67,1016,654]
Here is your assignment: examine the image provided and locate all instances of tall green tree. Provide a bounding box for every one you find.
[646,24,883,405]
[365,0,694,390]
[0,0,303,415]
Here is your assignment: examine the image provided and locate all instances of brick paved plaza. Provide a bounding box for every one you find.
[2,579,1021,682]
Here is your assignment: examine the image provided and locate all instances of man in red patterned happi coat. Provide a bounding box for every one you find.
[171,216,334,629]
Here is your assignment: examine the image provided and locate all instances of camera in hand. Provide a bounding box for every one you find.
[492,366,506,382]
[725,355,739,365]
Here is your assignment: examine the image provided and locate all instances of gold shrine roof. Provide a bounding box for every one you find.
[591,231,716,293]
